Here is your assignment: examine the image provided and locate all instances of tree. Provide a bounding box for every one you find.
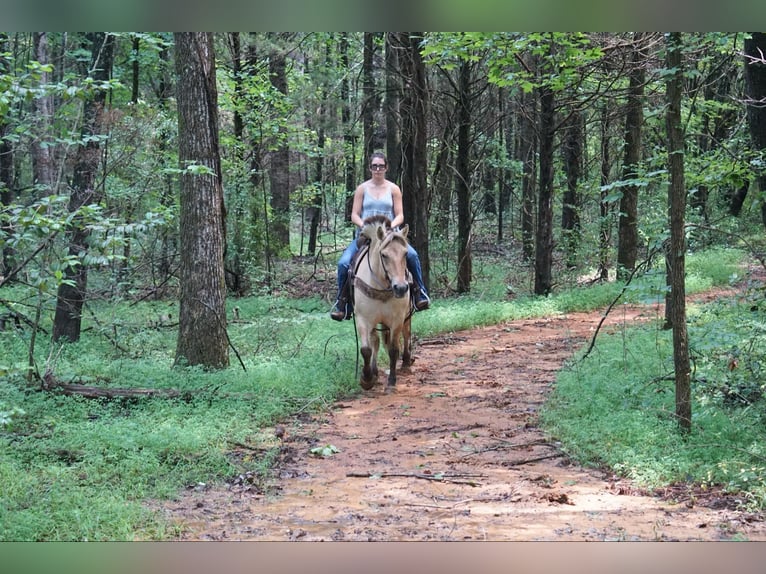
[744,32,766,228]
[616,33,646,280]
[398,32,430,292]
[267,33,291,254]
[52,33,114,343]
[173,32,229,369]
[31,32,54,196]
[534,75,555,296]
[666,32,691,433]
[384,33,402,185]
[561,108,583,268]
[455,58,472,293]
[518,74,537,262]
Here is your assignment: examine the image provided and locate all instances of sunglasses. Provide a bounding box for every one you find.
[370,164,386,170]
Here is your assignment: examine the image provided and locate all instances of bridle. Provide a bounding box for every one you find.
[354,230,409,302]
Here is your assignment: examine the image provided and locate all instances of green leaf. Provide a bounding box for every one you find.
[310,444,339,458]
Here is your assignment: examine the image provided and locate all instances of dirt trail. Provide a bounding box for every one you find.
[161,301,766,541]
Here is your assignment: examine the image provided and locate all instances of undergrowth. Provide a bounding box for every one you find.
[541,248,766,511]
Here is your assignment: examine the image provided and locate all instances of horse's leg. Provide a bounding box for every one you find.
[358,322,377,390]
[369,326,380,380]
[401,314,412,370]
[386,341,399,389]
[386,323,402,389]
[360,345,375,390]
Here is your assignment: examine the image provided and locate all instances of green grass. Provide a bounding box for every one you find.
[0,245,756,539]
[540,248,766,510]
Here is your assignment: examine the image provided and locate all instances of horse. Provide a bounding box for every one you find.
[351,215,413,391]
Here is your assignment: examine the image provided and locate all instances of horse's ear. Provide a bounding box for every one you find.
[399,224,409,238]
[377,225,386,241]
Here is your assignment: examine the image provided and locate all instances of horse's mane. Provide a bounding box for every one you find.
[362,215,392,229]
[360,215,409,249]
[360,215,392,242]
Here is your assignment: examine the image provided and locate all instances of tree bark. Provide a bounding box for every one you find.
[340,33,356,226]
[598,101,613,281]
[32,32,55,195]
[534,80,555,296]
[384,33,402,184]
[561,108,583,268]
[456,59,472,293]
[399,32,430,290]
[744,32,766,228]
[173,32,229,369]
[666,32,691,433]
[267,34,291,253]
[616,34,645,280]
[52,33,114,343]
[362,33,376,164]
[0,33,16,277]
[518,64,537,262]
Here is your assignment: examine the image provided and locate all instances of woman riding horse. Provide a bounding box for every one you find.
[352,215,413,390]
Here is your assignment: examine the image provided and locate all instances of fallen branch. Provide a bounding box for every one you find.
[459,438,556,458]
[43,380,184,399]
[346,471,484,486]
[580,250,657,362]
[418,336,467,347]
[501,453,564,467]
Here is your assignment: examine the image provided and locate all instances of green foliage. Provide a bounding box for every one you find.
[541,249,766,511]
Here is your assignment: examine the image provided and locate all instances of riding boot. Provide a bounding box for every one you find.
[330,278,352,321]
[412,284,430,311]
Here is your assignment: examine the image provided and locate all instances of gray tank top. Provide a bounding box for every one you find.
[361,184,394,221]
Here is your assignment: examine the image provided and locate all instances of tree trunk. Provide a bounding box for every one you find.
[362,33,376,164]
[456,59,472,293]
[156,42,176,296]
[385,33,402,184]
[0,33,16,277]
[340,33,356,226]
[518,69,537,262]
[666,32,691,433]
[744,32,766,228]
[32,32,55,195]
[52,33,114,343]
[534,80,555,296]
[173,32,229,369]
[616,34,645,280]
[432,107,454,238]
[307,38,331,256]
[131,34,140,104]
[399,32,430,291]
[561,108,583,268]
[598,101,613,281]
[268,34,290,253]
[224,32,250,295]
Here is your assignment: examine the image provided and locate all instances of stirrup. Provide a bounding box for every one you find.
[330,303,346,321]
[413,288,430,311]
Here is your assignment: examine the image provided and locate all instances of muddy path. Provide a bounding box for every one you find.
[160,301,766,541]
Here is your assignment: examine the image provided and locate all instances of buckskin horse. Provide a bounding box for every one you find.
[351,215,413,391]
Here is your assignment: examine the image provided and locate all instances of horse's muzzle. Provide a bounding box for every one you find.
[392,284,409,298]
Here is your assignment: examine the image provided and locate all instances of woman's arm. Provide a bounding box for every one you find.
[390,184,404,228]
[350,184,366,228]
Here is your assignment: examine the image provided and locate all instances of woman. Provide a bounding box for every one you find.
[330,152,430,321]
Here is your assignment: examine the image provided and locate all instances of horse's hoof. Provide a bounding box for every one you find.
[385,384,397,394]
[360,378,376,391]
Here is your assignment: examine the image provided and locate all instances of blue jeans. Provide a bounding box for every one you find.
[335,239,428,307]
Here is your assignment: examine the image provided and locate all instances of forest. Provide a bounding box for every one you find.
[2,32,766,541]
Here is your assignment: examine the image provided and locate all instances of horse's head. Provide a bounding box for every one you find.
[362,216,410,299]
[376,224,410,298]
